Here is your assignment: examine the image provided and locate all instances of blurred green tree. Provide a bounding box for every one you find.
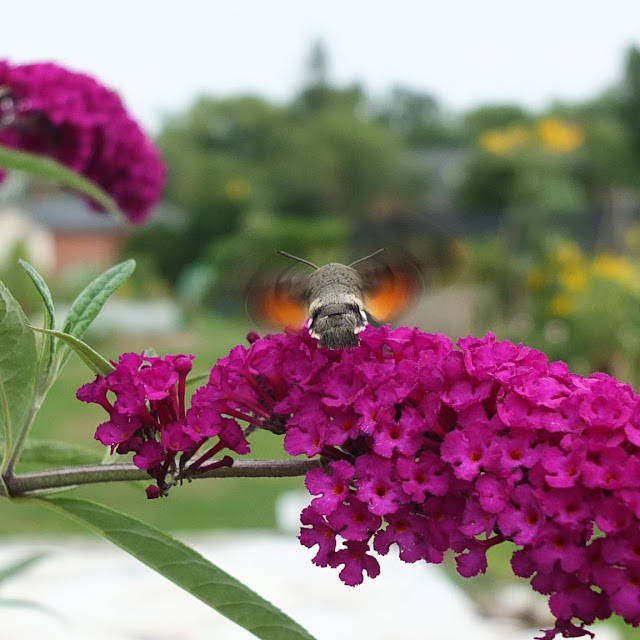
[462,104,531,139]
[377,86,461,146]
[134,43,431,292]
[620,46,640,165]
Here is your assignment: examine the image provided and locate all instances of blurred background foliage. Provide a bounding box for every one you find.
[122,42,640,383]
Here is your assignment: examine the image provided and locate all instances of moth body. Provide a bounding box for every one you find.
[306,263,368,349]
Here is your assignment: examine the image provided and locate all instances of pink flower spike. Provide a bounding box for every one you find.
[81,326,640,638]
[0,60,165,221]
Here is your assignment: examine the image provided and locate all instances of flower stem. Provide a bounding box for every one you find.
[0,458,321,498]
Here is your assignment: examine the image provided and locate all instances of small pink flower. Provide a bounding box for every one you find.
[329,540,381,586]
[305,461,354,516]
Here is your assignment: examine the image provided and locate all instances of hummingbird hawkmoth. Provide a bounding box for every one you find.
[249,249,421,349]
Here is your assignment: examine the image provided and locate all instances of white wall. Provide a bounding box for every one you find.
[0,206,55,272]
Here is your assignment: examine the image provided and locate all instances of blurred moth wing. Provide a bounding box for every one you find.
[251,288,308,328]
[360,260,422,324]
[248,267,309,329]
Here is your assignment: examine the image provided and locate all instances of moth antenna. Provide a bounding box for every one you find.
[276,250,319,270]
[349,248,385,268]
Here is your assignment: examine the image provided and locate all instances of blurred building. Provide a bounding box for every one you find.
[0,194,127,274]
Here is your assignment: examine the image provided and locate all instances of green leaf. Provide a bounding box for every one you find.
[18,261,55,331]
[0,439,102,467]
[0,552,48,586]
[0,598,66,626]
[186,372,210,389]
[0,281,38,467]
[58,260,135,369]
[0,145,122,218]
[0,554,64,621]
[38,497,317,640]
[0,598,54,611]
[32,327,113,376]
[19,260,57,392]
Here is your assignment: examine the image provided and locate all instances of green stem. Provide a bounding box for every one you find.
[0,458,320,498]
[0,374,12,472]
[2,399,41,477]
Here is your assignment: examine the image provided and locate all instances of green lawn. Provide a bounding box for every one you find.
[0,314,304,535]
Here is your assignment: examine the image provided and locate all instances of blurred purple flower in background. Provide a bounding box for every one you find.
[0,60,166,222]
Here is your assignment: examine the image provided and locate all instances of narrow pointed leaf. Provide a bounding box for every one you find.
[0,552,49,585]
[18,261,55,331]
[0,598,66,624]
[19,260,57,392]
[0,281,38,461]
[0,145,122,217]
[58,260,135,369]
[39,497,317,640]
[32,327,113,376]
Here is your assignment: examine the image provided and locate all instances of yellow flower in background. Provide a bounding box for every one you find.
[479,118,583,156]
[527,268,546,290]
[559,268,588,292]
[549,294,574,318]
[478,130,511,155]
[479,125,529,155]
[224,177,251,203]
[591,254,636,288]
[554,242,584,267]
[537,117,584,153]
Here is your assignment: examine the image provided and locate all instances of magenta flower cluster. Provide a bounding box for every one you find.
[0,60,165,222]
[77,352,245,498]
[185,326,640,640]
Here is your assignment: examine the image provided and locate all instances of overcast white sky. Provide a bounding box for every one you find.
[2,0,639,133]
